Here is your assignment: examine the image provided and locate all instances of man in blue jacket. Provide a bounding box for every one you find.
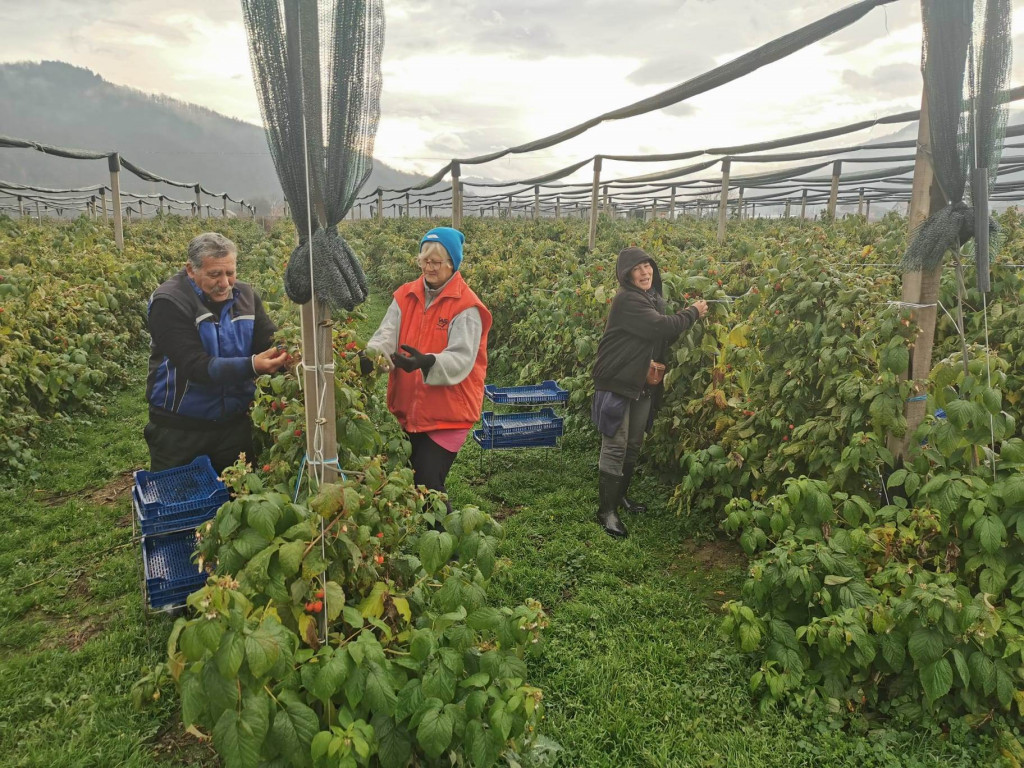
[145,232,288,472]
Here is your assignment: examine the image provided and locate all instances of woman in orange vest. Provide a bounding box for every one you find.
[364,227,492,516]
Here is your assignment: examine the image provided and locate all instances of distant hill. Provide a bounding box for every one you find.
[0,61,427,214]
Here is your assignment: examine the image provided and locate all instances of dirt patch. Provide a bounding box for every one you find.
[38,468,140,508]
[491,503,524,521]
[64,570,91,600]
[680,538,747,571]
[151,715,218,766]
[64,622,104,652]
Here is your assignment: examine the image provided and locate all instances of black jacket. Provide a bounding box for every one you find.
[591,248,699,401]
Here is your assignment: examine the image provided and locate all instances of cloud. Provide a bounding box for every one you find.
[841,63,920,98]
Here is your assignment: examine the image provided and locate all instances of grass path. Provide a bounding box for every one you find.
[0,290,994,767]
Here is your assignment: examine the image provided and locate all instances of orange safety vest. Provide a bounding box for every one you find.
[387,272,492,433]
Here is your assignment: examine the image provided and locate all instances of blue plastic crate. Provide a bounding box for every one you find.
[480,409,564,437]
[142,530,208,609]
[484,380,568,405]
[133,456,229,532]
[133,488,218,536]
[473,429,560,450]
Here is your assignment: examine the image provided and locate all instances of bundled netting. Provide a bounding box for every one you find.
[242,0,384,310]
[902,0,1012,289]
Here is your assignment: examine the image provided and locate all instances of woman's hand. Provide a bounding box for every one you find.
[692,300,708,319]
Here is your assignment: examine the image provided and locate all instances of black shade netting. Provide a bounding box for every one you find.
[242,0,384,310]
[902,0,1012,290]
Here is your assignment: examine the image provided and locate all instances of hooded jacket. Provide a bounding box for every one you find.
[591,248,699,401]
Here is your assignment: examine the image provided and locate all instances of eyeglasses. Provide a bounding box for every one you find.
[418,259,448,270]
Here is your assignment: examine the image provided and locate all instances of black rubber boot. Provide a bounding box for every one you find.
[619,462,647,514]
[596,471,628,538]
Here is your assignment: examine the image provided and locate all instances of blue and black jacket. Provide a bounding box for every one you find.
[146,269,275,430]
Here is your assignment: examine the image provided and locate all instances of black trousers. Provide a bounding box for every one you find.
[144,418,255,474]
[407,432,458,514]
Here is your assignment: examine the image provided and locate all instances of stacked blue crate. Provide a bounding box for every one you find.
[477,382,568,450]
[134,456,227,610]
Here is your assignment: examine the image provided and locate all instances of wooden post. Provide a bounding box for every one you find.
[17,196,24,217]
[299,300,340,485]
[669,185,677,220]
[735,187,744,220]
[800,189,808,219]
[451,162,462,228]
[159,195,165,215]
[109,154,124,249]
[35,201,41,221]
[784,199,791,218]
[866,199,871,220]
[222,194,228,218]
[89,196,96,219]
[717,158,731,243]
[376,188,383,220]
[99,188,108,223]
[827,161,842,218]
[603,184,611,217]
[588,156,602,251]
[534,186,540,221]
[405,192,410,217]
[889,87,946,463]
[194,184,202,219]
[555,196,561,219]
[507,194,513,217]
[857,187,865,216]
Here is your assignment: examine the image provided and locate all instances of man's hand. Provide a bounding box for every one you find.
[253,346,290,374]
[692,299,709,319]
[391,344,436,373]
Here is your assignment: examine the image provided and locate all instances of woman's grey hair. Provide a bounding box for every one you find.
[188,232,237,269]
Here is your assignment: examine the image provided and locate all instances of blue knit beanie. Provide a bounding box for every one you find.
[419,227,465,271]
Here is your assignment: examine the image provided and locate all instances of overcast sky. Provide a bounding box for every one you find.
[4,0,1024,185]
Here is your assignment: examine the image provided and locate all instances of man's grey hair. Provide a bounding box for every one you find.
[187,232,237,269]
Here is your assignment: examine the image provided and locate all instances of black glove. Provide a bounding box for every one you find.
[357,350,374,376]
[391,344,436,374]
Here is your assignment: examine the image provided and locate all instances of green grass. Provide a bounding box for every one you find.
[0,290,1000,767]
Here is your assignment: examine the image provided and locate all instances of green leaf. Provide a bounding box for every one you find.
[364,662,398,716]
[246,499,281,540]
[467,607,502,632]
[422,659,457,704]
[373,713,413,768]
[908,628,944,666]
[416,706,453,759]
[465,719,503,768]
[465,690,488,719]
[212,696,270,768]
[823,575,852,586]
[476,537,497,579]
[488,700,514,742]
[951,649,970,690]
[324,581,345,622]
[975,515,1006,555]
[215,630,245,678]
[310,650,350,703]
[359,582,388,619]
[920,658,953,706]
[420,531,455,575]
[270,695,319,765]
[180,669,205,726]
[245,624,283,678]
[944,399,973,429]
[968,652,996,695]
[277,540,306,576]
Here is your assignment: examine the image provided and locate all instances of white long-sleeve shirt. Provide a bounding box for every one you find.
[367,277,483,386]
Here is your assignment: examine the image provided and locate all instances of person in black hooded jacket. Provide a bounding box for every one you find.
[590,247,707,538]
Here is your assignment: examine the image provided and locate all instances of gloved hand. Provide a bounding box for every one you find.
[391,344,436,373]
[357,350,374,376]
